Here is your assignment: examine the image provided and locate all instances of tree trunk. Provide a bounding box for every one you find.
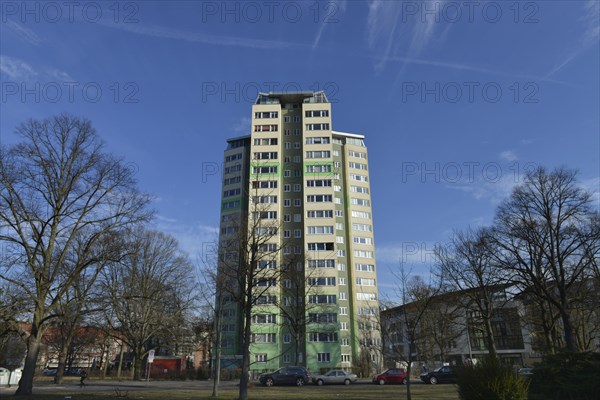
[54,348,67,384]
[484,314,498,359]
[295,334,301,366]
[212,348,221,397]
[54,331,75,384]
[559,306,577,352]
[133,351,142,380]
[102,343,110,378]
[239,302,252,400]
[406,359,412,400]
[212,320,221,397]
[117,344,125,379]
[15,328,43,395]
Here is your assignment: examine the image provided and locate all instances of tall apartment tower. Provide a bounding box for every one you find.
[217,91,380,374]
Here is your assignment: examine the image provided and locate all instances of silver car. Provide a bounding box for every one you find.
[312,369,358,385]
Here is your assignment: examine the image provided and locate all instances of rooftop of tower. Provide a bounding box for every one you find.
[255,91,329,105]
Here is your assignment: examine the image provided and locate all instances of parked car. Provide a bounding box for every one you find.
[42,368,57,376]
[64,368,83,376]
[312,369,358,385]
[517,367,534,377]
[372,368,408,385]
[258,366,311,387]
[420,365,456,384]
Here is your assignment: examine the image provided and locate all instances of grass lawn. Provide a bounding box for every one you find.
[6,382,460,400]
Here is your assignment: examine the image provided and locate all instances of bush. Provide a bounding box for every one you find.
[456,357,529,400]
[528,352,600,400]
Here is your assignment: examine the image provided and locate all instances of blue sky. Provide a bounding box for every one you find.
[1,0,599,298]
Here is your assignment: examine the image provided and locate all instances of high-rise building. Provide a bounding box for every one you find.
[216,91,380,374]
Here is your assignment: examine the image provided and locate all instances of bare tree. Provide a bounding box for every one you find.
[380,265,442,400]
[435,227,504,359]
[417,295,463,366]
[0,284,27,380]
[100,227,195,380]
[0,114,151,395]
[493,167,599,352]
[216,180,291,400]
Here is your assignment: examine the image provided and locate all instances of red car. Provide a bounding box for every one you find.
[372,368,408,385]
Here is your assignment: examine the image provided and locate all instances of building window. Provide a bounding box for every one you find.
[253,166,278,175]
[284,184,291,192]
[307,194,333,203]
[306,165,332,173]
[341,354,351,363]
[308,313,337,323]
[339,292,347,300]
[308,332,338,342]
[356,277,376,286]
[255,354,268,363]
[307,179,332,187]
[355,263,375,272]
[317,353,331,362]
[307,242,334,251]
[307,259,335,268]
[307,226,334,235]
[353,236,373,245]
[351,198,371,207]
[308,295,336,304]
[251,333,276,343]
[252,314,277,324]
[340,308,348,316]
[306,123,330,131]
[294,199,302,207]
[354,250,374,258]
[305,110,329,118]
[307,277,336,286]
[307,210,334,218]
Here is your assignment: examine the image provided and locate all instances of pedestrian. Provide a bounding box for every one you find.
[79,369,87,387]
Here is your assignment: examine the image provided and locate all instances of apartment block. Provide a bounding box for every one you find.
[216,91,380,374]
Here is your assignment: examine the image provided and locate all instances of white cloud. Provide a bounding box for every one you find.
[545,1,599,78]
[152,215,219,262]
[499,150,517,162]
[99,20,300,50]
[0,55,73,83]
[0,55,38,80]
[4,20,41,45]
[446,172,520,204]
[582,0,600,44]
[580,177,600,207]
